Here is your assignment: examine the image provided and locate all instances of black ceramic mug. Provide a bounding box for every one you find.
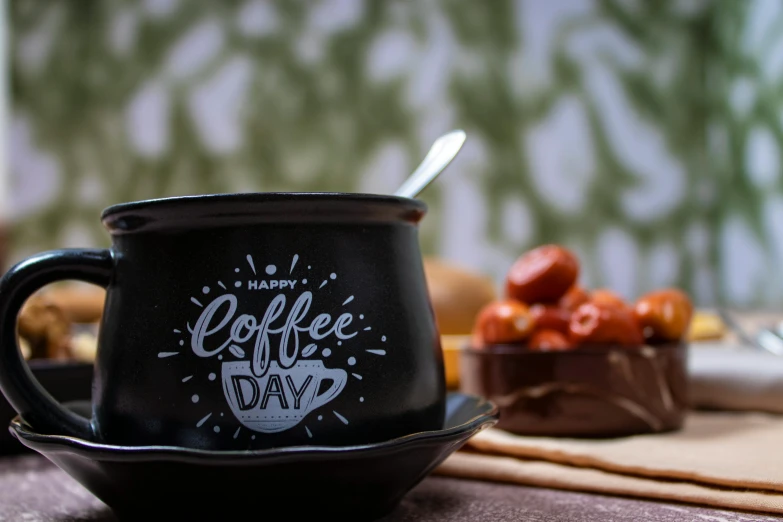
[0,193,446,450]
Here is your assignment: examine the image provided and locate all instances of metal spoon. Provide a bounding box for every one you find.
[754,319,783,355]
[756,328,783,355]
[718,308,783,355]
[394,129,467,199]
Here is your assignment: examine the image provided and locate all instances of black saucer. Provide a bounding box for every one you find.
[10,392,497,521]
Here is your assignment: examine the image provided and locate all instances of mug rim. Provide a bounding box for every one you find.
[101,192,428,233]
[102,192,425,218]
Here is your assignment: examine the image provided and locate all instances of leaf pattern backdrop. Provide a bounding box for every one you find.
[6,0,783,308]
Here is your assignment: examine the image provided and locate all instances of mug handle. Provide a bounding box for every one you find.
[309,368,348,412]
[0,249,113,440]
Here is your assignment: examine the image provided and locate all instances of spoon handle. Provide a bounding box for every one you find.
[394,130,466,199]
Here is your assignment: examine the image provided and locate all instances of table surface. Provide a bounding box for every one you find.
[0,454,779,521]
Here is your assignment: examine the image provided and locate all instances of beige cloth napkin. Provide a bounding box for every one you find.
[437,345,783,514]
[437,412,783,514]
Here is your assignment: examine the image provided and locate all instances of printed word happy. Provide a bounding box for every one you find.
[248,280,298,290]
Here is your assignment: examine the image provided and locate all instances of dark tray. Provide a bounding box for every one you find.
[0,360,93,455]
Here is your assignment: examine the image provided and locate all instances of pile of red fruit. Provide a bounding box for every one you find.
[471,244,694,351]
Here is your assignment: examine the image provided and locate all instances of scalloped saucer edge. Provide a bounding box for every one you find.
[10,392,498,521]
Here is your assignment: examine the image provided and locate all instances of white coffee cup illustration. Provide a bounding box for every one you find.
[222,359,347,433]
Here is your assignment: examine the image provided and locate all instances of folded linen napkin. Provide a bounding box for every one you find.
[437,411,783,514]
[437,342,783,514]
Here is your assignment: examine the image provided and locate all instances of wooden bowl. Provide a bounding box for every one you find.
[459,343,688,437]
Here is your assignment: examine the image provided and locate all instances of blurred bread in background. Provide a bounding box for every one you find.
[423,257,497,388]
[423,258,497,335]
[18,292,73,360]
[16,284,104,363]
[44,284,106,324]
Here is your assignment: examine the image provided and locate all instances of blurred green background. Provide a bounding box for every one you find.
[6,0,783,308]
